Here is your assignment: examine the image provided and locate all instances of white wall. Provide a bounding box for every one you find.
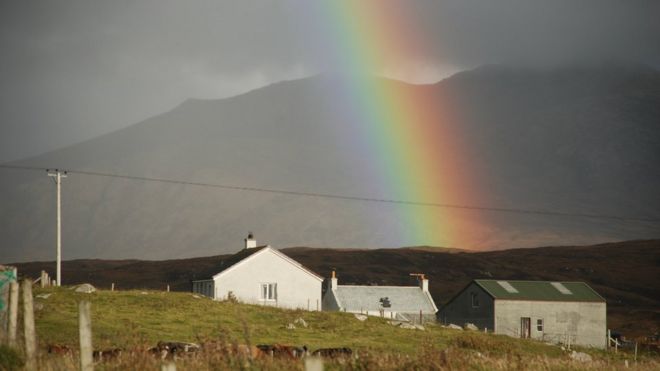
[214,248,322,311]
[495,300,606,348]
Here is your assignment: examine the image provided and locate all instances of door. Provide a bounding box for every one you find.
[520,317,531,338]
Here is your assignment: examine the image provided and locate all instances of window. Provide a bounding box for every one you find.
[471,292,480,308]
[537,319,544,332]
[260,283,277,301]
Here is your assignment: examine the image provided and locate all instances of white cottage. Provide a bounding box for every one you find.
[322,272,438,323]
[192,234,323,310]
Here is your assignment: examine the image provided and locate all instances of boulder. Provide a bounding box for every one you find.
[354,314,368,321]
[294,317,308,328]
[445,324,463,330]
[464,323,479,331]
[390,321,425,330]
[74,283,96,293]
[570,350,592,362]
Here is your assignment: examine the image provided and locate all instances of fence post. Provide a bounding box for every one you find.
[22,279,37,370]
[111,283,115,291]
[8,281,18,347]
[161,362,177,371]
[304,356,324,371]
[167,285,170,292]
[316,299,319,311]
[79,301,94,371]
[0,266,16,344]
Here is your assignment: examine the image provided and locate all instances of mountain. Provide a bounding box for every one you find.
[1,62,659,261]
[11,240,660,337]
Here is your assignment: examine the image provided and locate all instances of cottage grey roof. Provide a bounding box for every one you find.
[333,285,437,313]
[474,280,605,302]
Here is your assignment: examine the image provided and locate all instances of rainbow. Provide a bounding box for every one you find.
[307,1,485,248]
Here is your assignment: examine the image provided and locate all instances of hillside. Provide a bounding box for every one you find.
[2,62,659,262]
[18,287,655,370]
[12,240,660,338]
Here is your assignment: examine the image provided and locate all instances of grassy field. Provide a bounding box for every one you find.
[5,286,656,370]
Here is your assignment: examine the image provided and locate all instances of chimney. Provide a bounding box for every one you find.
[410,273,428,292]
[330,270,338,290]
[421,277,429,292]
[244,232,257,249]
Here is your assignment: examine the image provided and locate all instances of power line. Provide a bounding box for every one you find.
[1,163,659,224]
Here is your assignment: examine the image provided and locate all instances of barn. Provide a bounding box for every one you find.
[192,234,323,310]
[322,272,438,323]
[439,280,607,348]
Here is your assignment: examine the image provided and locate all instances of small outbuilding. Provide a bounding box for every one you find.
[439,280,607,348]
[322,272,438,323]
[192,234,323,311]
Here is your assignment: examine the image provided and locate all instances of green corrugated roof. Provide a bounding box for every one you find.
[474,280,605,302]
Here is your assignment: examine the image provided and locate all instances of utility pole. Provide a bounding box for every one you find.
[47,169,67,286]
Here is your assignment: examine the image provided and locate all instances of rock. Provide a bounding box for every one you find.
[74,283,96,293]
[36,293,52,299]
[294,318,308,328]
[445,324,463,330]
[389,321,424,330]
[354,314,368,322]
[464,323,479,331]
[141,291,148,295]
[570,351,592,362]
[192,294,201,299]
[286,323,296,330]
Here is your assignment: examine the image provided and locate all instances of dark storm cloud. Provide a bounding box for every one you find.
[1,0,659,162]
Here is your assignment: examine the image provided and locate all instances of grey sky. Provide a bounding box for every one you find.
[1,0,659,162]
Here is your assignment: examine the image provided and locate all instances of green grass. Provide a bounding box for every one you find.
[27,286,657,370]
[34,287,450,352]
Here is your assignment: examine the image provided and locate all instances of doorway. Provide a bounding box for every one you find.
[520,317,531,338]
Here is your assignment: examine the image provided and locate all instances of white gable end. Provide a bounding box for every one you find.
[212,247,322,310]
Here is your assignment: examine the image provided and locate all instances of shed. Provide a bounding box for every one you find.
[439,280,607,348]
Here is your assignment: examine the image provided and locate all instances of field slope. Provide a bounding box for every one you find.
[25,287,656,370]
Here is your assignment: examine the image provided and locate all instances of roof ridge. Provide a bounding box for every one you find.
[476,279,590,284]
[337,285,422,289]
